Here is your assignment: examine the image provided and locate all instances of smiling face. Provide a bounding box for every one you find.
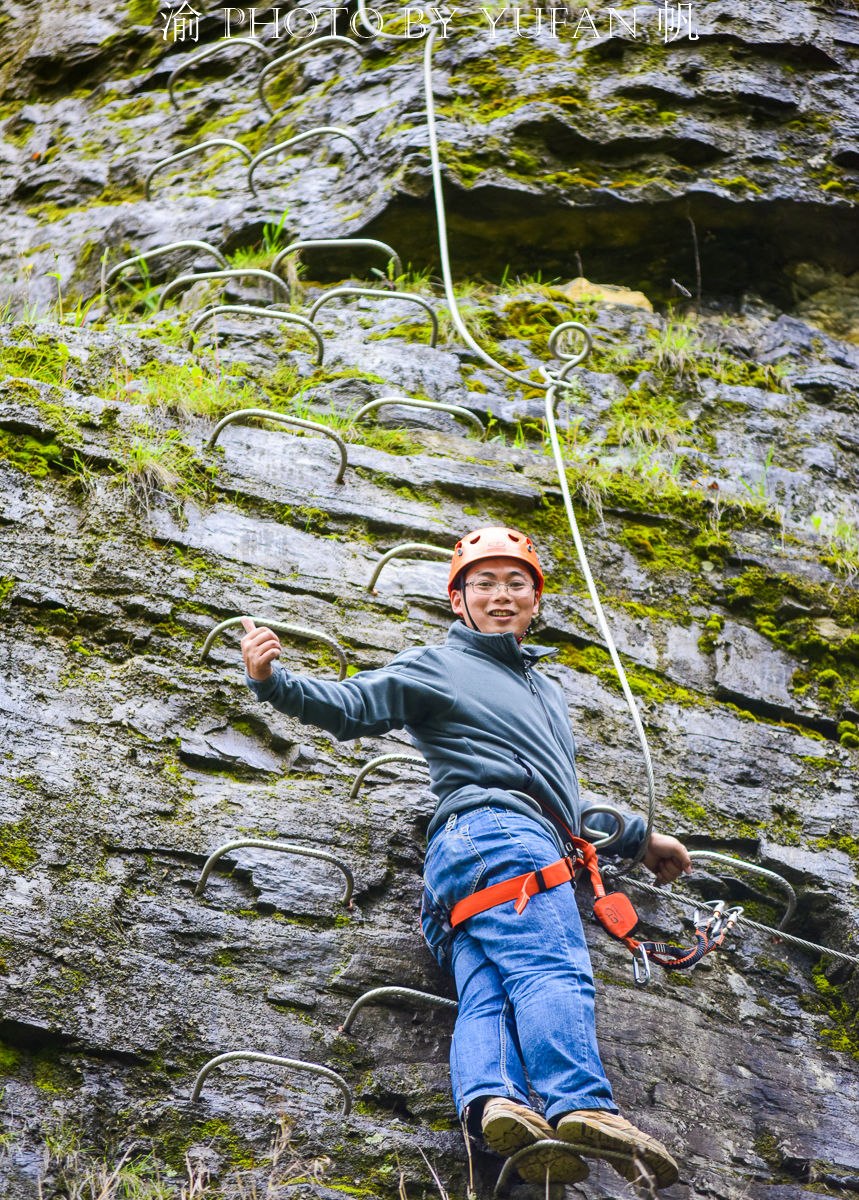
[449,555,540,639]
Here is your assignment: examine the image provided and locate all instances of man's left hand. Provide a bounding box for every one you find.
[643,833,692,884]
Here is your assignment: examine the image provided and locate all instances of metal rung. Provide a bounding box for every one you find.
[205,413,347,483]
[248,128,366,197]
[367,542,450,594]
[494,1139,645,1197]
[145,139,252,201]
[104,241,227,310]
[200,616,349,674]
[168,37,274,111]
[688,851,797,930]
[157,268,289,312]
[340,987,458,1034]
[579,803,626,851]
[193,837,354,907]
[349,753,426,800]
[272,238,402,285]
[350,396,483,438]
[310,289,437,347]
[258,36,364,115]
[187,305,324,363]
[191,1051,352,1111]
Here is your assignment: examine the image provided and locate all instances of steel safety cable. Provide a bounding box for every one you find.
[616,872,859,968]
[422,19,656,866]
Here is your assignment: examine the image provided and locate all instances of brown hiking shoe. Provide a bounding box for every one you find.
[555,1109,679,1189]
[481,1098,554,1155]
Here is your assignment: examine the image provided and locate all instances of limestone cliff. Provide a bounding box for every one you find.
[1,3,858,1199]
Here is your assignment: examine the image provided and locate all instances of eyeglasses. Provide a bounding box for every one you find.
[466,579,534,596]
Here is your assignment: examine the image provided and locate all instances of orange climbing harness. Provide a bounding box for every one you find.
[449,836,743,986]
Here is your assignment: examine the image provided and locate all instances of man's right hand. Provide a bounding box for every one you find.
[240,617,282,681]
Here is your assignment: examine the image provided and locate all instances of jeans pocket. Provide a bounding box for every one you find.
[420,884,454,973]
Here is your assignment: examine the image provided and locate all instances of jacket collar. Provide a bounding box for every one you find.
[446,619,557,664]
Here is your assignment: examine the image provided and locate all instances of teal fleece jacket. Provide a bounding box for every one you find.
[245,620,646,857]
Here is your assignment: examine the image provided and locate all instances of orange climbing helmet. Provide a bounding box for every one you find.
[448,527,544,598]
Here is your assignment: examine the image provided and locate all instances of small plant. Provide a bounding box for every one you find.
[136,362,258,421]
[47,270,65,323]
[821,514,859,579]
[111,257,160,317]
[113,425,216,511]
[739,444,776,504]
[648,316,698,380]
[262,207,290,255]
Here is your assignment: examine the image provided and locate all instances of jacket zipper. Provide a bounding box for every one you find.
[520,656,579,853]
[522,657,554,731]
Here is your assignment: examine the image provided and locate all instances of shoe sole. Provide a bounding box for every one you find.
[556,1117,679,1189]
[512,1140,590,1186]
[482,1111,551,1156]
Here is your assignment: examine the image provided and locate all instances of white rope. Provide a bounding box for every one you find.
[422,22,655,866]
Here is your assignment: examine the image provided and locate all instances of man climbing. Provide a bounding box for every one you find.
[241,526,690,1190]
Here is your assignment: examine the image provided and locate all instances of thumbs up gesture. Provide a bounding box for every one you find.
[240,617,282,681]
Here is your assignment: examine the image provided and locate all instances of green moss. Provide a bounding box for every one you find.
[712,175,764,195]
[811,833,859,863]
[837,720,859,749]
[34,1054,79,1092]
[166,1116,258,1172]
[698,613,724,654]
[754,1130,783,1169]
[107,96,156,121]
[0,1040,22,1074]
[555,641,700,707]
[663,782,708,826]
[0,821,37,870]
[127,0,160,21]
[803,962,859,1061]
[619,525,697,573]
[0,430,69,478]
[726,568,859,715]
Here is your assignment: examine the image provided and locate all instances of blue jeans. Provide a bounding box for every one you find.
[421,806,616,1123]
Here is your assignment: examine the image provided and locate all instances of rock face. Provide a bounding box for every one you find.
[1,0,858,314]
[1,4,859,1200]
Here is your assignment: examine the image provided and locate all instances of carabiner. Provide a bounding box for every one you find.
[632,944,651,986]
[723,905,744,934]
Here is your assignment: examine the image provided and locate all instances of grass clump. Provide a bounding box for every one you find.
[136,362,259,420]
[113,425,217,510]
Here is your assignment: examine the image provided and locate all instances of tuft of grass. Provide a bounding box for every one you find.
[113,425,217,510]
[820,515,859,580]
[136,362,259,421]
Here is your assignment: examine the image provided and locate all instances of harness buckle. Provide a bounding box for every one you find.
[632,944,651,986]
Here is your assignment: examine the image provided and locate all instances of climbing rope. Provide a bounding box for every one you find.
[421,21,655,871]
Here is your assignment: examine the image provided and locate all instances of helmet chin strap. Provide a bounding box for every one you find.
[461,588,483,633]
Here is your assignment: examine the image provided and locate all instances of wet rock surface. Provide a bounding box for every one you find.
[1,3,859,1200]
[1,0,858,311]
